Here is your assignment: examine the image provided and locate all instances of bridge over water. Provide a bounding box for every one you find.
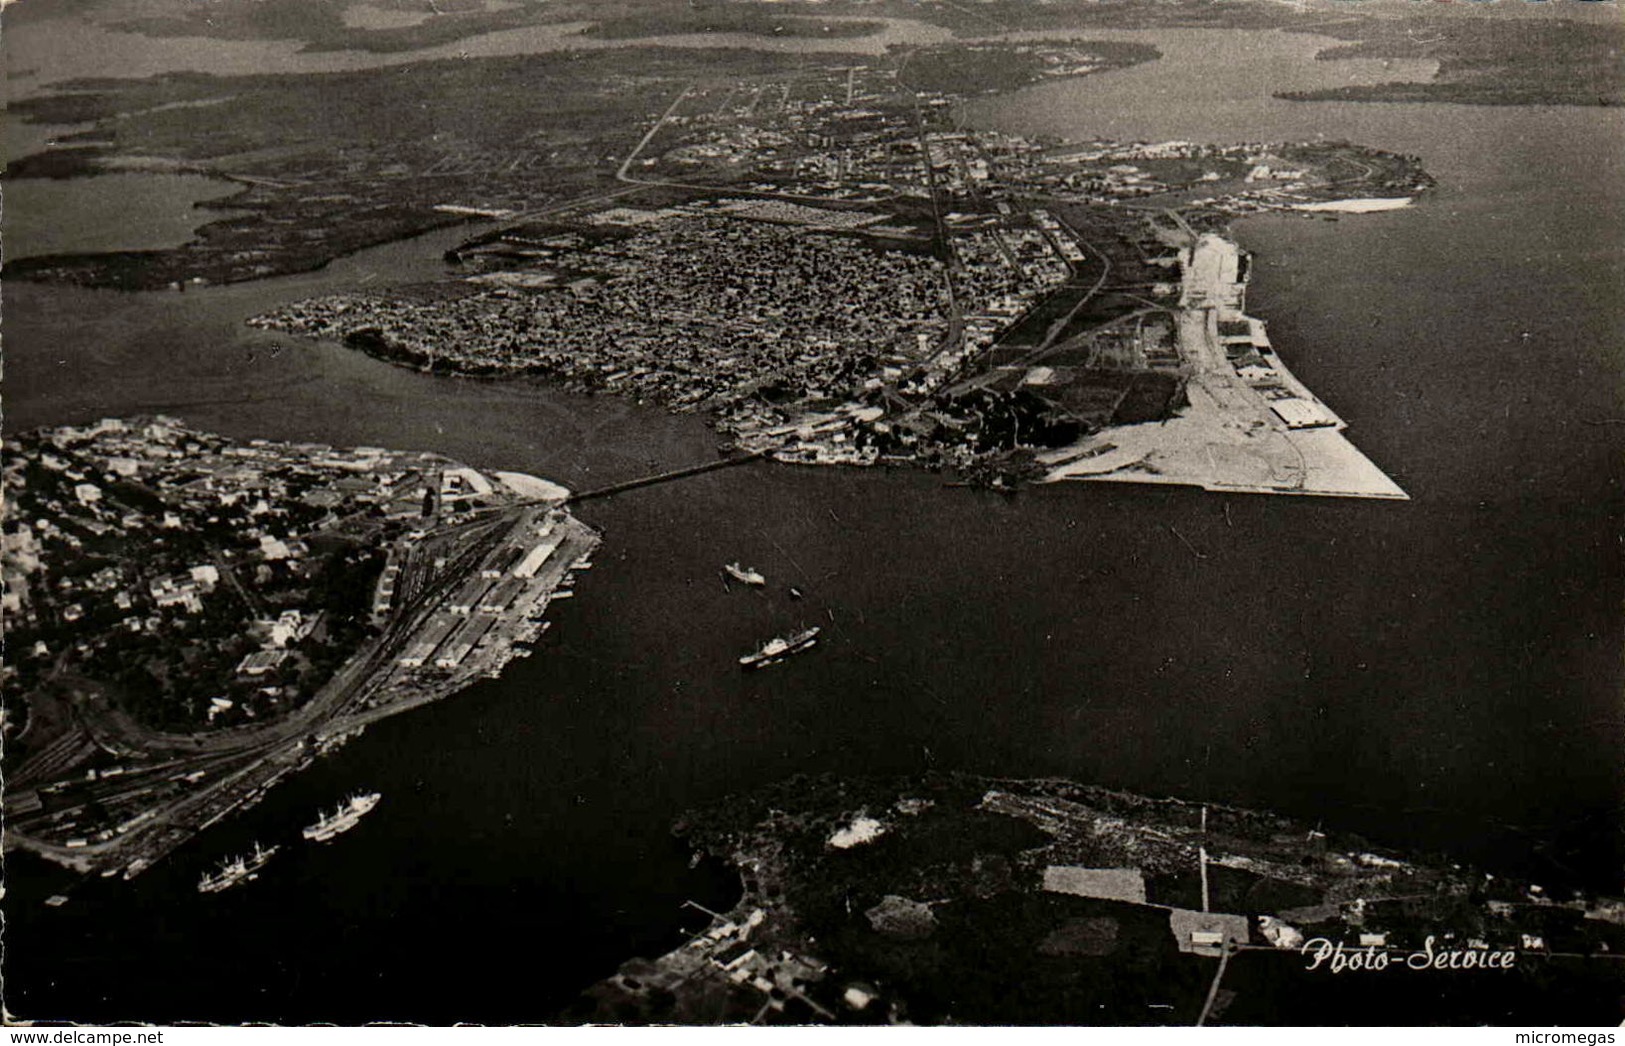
[565,450,769,504]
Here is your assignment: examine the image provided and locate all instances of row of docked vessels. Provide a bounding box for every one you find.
[303,791,382,843]
[198,842,279,894]
[195,792,381,893]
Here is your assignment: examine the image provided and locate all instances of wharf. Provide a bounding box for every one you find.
[1043,233,1407,501]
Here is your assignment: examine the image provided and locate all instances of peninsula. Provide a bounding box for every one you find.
[1,418,597,880]
[242,42,1426,499]
[576,773,1625,1025]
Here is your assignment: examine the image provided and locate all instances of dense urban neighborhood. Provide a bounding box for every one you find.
[6,0,1617,1025]
[249,46,1428,495]
[2,418,595,879]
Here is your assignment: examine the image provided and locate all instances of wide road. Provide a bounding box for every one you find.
[617,85,694,183]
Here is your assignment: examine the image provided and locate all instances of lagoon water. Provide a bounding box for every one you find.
[1,173,244,258]
[3,23,1623,1023]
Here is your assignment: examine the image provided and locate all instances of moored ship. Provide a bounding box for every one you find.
[198,842,278,894]
[739,626,821,669]
[302,792,382,843]
[724,562,767,586]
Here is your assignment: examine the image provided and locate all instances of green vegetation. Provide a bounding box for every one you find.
[1279,18,1625,107]
[656,772,1625,1025]
[898,40,1159,95]
[812,0,1624,107]
[1,422,396,733]
[813,0,1346,36]
[107,0,886,54]
[3,46,866,288]
[583,5,885,41]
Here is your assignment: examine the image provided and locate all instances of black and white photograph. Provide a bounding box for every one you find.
[0,0,1621,1029]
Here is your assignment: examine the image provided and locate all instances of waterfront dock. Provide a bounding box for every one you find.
[1043,231,1408,501]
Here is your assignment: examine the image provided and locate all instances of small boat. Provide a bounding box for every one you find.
[44,895,70,908]
[739,626,821,670]
[724,562,767,586]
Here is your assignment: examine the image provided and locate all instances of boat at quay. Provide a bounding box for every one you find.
[303,792,382,843]
[198,842,278,894]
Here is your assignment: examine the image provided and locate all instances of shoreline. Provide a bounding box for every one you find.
[2,420,598,883]
[578,771,1625,1025]
[1043,229,1408,501]
[1294,197,1414,214]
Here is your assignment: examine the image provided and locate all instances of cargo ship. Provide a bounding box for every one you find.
[302,792,382,843]
[198,841,278,893]
[739,626,821,669]
[724,562,767,586]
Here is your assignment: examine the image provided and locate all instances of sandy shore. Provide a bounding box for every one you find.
[495,470,572,501]
[1294,197,1413,214]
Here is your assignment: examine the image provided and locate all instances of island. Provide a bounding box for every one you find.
[573,773,1625,1025]
[1,417,597,881]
